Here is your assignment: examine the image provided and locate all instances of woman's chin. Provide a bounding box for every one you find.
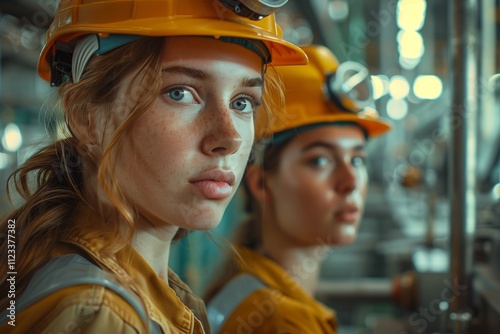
[195,220,221,231]
[326,225,358,246]
[186,214,224,231]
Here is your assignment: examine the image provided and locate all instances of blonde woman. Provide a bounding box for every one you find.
[0,1,307,333]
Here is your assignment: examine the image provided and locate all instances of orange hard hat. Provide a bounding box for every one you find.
[38,0,308,83]
[256,44,392,139]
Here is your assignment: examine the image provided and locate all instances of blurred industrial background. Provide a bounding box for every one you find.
[0,0,499,333]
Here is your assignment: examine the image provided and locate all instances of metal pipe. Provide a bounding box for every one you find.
[448,0,478,332]
[315,278,393,301]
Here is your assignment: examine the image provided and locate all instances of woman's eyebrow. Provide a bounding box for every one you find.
[242,77,263,88]
[302,142,336,152]
[301,141,366,152]
[162,66,208,80]
[352,144,366,152]
[162,66,262,88]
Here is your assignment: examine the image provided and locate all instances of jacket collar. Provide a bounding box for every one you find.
[236,246,336,324]
[62,205,209,333]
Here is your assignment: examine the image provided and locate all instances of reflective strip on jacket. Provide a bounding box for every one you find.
[0,205,209,334]
[208,246,337,333]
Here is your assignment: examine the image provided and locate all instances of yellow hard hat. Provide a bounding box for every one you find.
[38,0,308,83]
[257,44,392,139]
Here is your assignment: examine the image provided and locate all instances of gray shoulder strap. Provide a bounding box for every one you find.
[207,274,266,334]
[0,254,161,334]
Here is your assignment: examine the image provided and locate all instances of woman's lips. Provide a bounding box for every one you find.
[334,205,360,223]
[190,180,232,199]
[189,170,235,200]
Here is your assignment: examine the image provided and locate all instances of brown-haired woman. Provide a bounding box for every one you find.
[206,45,393,333]
[0,1,307,333]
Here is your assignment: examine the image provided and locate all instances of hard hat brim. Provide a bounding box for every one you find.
[38,18,309,82]
[258,113,393,139]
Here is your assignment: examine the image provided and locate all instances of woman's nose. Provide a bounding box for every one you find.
[334,163,357,195]
[201,103,243,157]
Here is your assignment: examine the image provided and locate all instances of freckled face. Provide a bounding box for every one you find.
[116,37,263,230]
[266,126,368,246]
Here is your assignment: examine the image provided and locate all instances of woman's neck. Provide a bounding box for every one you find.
[132,219,179,283]
[260,233,326,296]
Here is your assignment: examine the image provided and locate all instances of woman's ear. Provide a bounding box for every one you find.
[245,164,271,204]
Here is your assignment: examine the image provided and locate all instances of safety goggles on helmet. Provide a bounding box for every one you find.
[220,0,288,20]
[325,61,374,113]
[38,0,308,85]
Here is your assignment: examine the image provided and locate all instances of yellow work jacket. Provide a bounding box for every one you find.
[0,206,208,334]
[210,247,337,333]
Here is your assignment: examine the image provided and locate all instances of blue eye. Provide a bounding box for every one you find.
[311,156,332,167]
[352,156,366,167]
[166,87,196,103]
[231,97,255,113]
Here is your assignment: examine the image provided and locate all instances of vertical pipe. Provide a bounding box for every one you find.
[448,0,477,332]
[296,0,327,46]
[479,0,497,169]
[0,12,3,99]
